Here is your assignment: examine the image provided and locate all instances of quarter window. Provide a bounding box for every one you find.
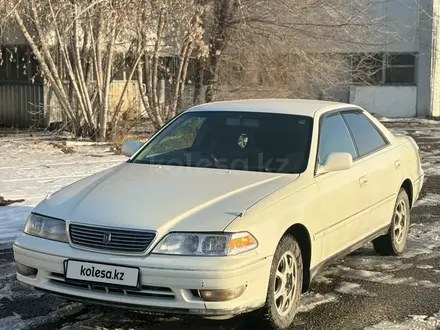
[318,114,357,165]
[342,112,387,156]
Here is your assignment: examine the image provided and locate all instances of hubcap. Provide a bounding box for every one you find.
[274,251,298,317]
[393,199,407,244]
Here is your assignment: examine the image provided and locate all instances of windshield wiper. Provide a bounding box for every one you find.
[244,166,271,173]
[134,159,217,169]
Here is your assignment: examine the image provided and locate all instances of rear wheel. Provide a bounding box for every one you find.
[373,188,410,256]
[248,235,303,329]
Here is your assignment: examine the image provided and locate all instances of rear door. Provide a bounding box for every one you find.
[314,113,371,260]
[341,111,403,233]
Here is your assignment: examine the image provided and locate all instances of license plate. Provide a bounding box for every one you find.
[65,260,140,288]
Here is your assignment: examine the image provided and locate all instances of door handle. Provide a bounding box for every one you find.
[395,160,401,169]
[359,176,368,187]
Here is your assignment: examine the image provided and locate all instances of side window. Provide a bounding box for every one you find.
[342,112,387,156]
[318,114,358,165]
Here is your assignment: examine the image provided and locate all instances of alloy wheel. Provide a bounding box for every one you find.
[394,199,407,244]
[273,251,298,317]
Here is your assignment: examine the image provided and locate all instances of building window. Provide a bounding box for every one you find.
[352,53,384,85]
[0,45,42,84]
[385,54,415,84]
[351,53,416,86]
[113,52,128,81]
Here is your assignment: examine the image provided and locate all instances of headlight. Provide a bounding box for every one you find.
[24,213,68,243]
[152,232,258,256]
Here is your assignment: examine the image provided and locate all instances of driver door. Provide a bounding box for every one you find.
[314,113,371,260]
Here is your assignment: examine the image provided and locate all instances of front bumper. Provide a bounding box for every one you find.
[13,234,271,316]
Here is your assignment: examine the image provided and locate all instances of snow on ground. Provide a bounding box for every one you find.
[0,135,125,246]
[365,313,440,330]
[403,222,440,259]
[416,264,434,269]
[414,193,440,207]
[298,292,338,313]
[334,282,376,297]
[323,265,440,288]
[319,219,440,289]
[424,166,440,176]
[378,117,440,124]
[0,303,84,330]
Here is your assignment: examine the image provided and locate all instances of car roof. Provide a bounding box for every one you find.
[187,99,361,117]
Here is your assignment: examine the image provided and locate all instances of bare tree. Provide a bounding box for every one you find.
[198,0,405,102]
[131,0,207,130]
[0,0,209,139]
[1,0,428,137]
[1,0,128,139]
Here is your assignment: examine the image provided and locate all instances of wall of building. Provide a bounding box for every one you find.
[431,0,440,118]
[362,0,419,53]
[0,25,28,45]
[350,86,417,117]
[346,0,435,118]
[417,0,434,117]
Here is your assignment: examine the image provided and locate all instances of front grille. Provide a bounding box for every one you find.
[48,272,175,300]
[69,223,156,253]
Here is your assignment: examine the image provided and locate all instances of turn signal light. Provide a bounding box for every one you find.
[228,232,258,255]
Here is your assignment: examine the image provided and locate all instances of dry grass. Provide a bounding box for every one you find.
[0,196,25,206]
[49,142,75,154]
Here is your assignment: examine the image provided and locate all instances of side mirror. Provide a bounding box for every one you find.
[122,140,143,157]
[317,152,353,174]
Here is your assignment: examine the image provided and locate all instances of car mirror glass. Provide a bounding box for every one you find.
[122,141,143,157]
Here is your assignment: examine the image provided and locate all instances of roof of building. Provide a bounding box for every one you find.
[187,99,360,117]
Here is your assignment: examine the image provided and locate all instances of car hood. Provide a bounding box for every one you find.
[34,163,298,235]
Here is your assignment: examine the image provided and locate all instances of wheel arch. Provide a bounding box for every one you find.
[283,223,312,292]
[401,178,413,208]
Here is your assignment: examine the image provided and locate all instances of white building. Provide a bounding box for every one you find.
[345,0,440,118]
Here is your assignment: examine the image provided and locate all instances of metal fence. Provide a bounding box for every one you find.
[0,84,45,128]
[0,80,203,129]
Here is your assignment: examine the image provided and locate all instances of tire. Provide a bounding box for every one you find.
[248,235,303,330]
[373,188,411,256]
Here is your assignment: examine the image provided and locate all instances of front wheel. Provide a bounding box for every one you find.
[373,188,411,256]
[248,235,303,329]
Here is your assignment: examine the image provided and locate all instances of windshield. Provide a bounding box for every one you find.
[132,111,313,173]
